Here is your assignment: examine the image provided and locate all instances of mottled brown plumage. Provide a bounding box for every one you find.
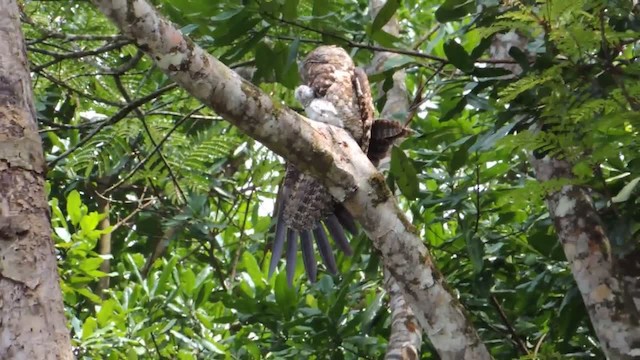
[269,46,408,283]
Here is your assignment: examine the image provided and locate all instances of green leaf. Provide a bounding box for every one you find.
[360,291,385,329]
[66,190,82,226]
[370,29,401,47]
[285,37,300,71]
[444,40,474,73]
[242,252,265,285]
[440,97,467,122]
[450,146,469,173]
[79,257,104,273]
[283,0,299,20]
[465,234,484,273]
[470,37,494,59]
[153,256,178,297]
[275,44,300,89]
[96,299,117,326]
[380,54,415,73]
[274,270,297,318]
[371,0,400,35]
[471,67,512,78]
[194,266,213,290]
[435,0,474,23]
[82,316,97,340]
[210,8,244,22]
[556,287,586,343]
[390,147,419,200]
[509,46,530,72]
[80,211,104,233]
[76,287,102,303]
[313,0,329,17]
[328,282,350,320]
[612,177,640,203]
[182,268,196,296]
[214,18,261,46]
[221,26,270,64]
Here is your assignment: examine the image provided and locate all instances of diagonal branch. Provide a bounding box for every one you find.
[90,1,491,358]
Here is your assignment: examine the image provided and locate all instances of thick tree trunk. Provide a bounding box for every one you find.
[90,0,491,358]
[0,0,73,358]
[531,157,640,359]
[491,32,640,359]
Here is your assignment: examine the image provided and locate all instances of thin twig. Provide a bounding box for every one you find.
[34,69,124,107]
[229,190,254,281]
[30,40,133,72]
[405,62,445,127]
[273,17,517,64]
[48,83,178,167]
[113,76,187,203]
[111,199,157,231]
[490,294,530,355]
[104,105,206,194]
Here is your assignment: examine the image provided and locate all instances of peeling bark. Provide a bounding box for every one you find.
[0,0,73,358]
[90,0,490,358]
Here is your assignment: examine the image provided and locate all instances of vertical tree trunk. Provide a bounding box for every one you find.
[0,1,73,358]
[531,158,640,359]
[490,31,640,359]
[368,1,422,358]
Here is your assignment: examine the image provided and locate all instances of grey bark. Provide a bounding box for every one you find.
[0,0,73,358]
[90,0,491,358]
[368,1,422,359]
[491,31,640,359]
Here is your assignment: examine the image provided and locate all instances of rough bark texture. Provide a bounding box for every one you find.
[0,1,73,358]
[368,1,423,358]
[491,31,640,358]
[383,267,421,360]
[90,0,491,358]
[532,158,640,358]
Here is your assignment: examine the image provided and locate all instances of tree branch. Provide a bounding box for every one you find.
[90,1,491,358]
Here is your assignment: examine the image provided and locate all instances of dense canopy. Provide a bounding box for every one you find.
[7,0,640,358]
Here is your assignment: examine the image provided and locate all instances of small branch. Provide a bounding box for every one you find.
[113,76,186,203]
[145,110,221,121]
[110,198,157,232]
[490,294,529,355]
[229,190,254,281]
[273,17,516,64]
[405,62,445,127]
[30,40,133,72]
[47,83,178,167]
[34,69,125,107]
[104,105,205,193]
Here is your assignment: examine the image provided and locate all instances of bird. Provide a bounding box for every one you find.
[268,46,409,284]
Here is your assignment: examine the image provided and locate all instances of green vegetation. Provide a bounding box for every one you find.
[22,0,640,358]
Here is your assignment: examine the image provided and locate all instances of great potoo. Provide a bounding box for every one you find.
[269,46,409,284]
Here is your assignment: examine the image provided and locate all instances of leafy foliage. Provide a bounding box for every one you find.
[19,0,640,358]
